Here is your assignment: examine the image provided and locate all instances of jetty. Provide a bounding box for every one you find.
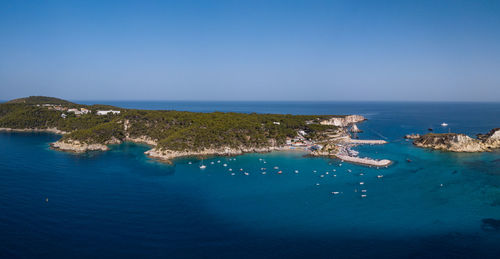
[335,154,392,167]
[334,138,392,167]
[347,139,387,145]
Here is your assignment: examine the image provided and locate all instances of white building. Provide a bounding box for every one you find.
[80,108,91,114]
[273,121,281,125]
[97,110,121,115]
[67,108,82,115]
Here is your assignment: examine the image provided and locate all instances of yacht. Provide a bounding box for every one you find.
[441,122,448,127]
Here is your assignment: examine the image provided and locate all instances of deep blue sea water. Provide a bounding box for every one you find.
[1,101,499,258]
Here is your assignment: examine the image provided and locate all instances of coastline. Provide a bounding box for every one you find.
[411,129,500,152]
[0,127,67,135]
[1,126,393,167]
[145,146,291,161]
[0,100,393,167]
[145,142,392,167]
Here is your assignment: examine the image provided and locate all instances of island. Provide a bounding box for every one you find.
[0,96,391,166]
[412,129,500,152]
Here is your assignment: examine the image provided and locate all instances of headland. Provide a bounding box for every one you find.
[0,96,391,166]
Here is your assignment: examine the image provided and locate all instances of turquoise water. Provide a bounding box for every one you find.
[1,102,499,258]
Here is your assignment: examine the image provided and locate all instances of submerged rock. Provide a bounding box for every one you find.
[481,218,500,232]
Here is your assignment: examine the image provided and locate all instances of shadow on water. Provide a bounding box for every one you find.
[481,218,500,232]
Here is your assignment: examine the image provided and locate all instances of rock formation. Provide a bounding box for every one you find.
[350,124,362,133]
[404,133,421,139]
[320,115,365,127]
[413,128,500,152]
[51,139,109,153]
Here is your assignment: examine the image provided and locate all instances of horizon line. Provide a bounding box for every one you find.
[2,98,500,104]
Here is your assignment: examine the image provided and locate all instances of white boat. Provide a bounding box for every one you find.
[223,163,227,167]
[332,192,340,195]
[200,159,206,169]
[377,175,383,178]
[441,122,448,127]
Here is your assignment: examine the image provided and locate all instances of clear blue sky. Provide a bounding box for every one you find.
[1,0,499,101]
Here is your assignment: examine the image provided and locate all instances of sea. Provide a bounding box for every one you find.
[0,101,499,258]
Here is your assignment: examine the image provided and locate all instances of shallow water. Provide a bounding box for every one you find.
[1,102,499,258]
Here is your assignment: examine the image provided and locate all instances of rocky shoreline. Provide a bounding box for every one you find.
[412,128,500,152]
[0,114,393,167]
[51,140,109,153]
[144,146,288,161]
[44,130,392,167]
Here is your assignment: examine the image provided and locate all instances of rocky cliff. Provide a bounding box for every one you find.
[413,128,500,152]
[320,115,366,127]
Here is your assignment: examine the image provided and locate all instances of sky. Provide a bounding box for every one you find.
[0,0,499,101]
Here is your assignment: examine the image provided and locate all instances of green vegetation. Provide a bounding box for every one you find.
[0,103,114,132]
[0,97,342,151]
[6,96,75,105]
[61,121,124,144]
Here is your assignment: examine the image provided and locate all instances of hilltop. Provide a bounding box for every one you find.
[6,96,75,105]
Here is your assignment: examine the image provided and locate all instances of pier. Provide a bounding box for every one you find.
[334,138,392,167]
[335,154,392,167]
[347,139,387,145]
